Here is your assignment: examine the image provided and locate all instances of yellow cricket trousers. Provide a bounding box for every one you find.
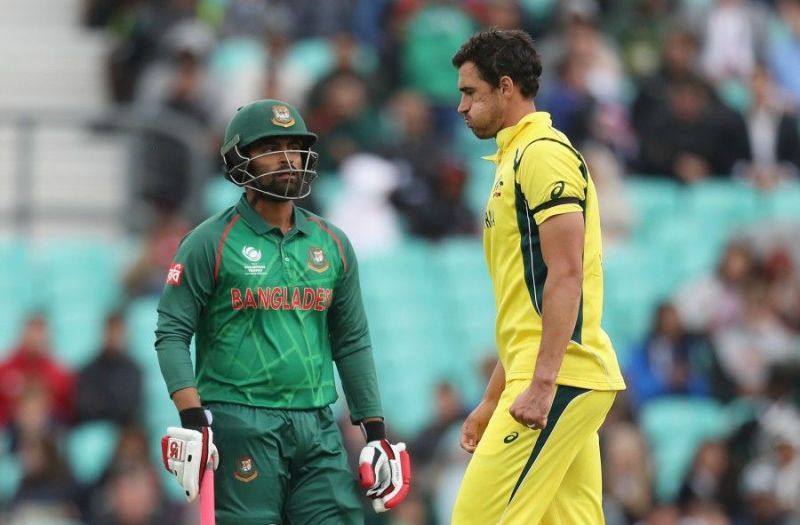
[451,380,616,525]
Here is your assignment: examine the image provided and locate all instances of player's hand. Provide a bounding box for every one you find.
[509,380,556,430]
[161,426,219,502]
[358,440,412,512]
[460,400,496,453]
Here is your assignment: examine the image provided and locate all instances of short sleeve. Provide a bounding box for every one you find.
[517,140,586,225]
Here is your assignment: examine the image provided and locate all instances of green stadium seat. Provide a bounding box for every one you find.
[66,421,120,484]
[625,177,679,241]
[766,183,800,221]
[520,0,557,17]
[125,297,162,375]
[685,180,759,228]
[640,397,728,502]
[34,238,125,310]
[0,238,36,354]
[204,175,242,216]
[48,301,108,368]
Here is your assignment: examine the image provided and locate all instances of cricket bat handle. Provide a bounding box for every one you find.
[200,465,215,525]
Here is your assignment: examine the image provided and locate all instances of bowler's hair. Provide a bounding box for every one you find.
[452,28,543,98]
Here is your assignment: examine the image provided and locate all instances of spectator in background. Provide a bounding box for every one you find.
[636,73,751,181]
[123,201,192,298]
[767,0,800,107]
[632,26,703,137]
[75,313,143,426]
[582,142,635,247]
[400,1,477,136]
[678,440,739,517]
[91,462,182,525]
[763,247,800,332]
[602,422,653,523]
[133,25,219,217]
[86,426,179,524]
[699,0,766,84]
[0,315,74,429]
[713,279,797,396]
[738,460,795,525]
[9,383,59,450]
[327,154,402,256]
[538,53,596,146]
[605,0,675,80]
[625,302,714,410]
[674,240,757,334]
[106,0,205,104]
[307,65,381,173]
[391,155,477,241]
[560,4,625,105]
[744,64,800,189]
[411,381,468,469]
[8,434,80,524]
[379,89,477,240]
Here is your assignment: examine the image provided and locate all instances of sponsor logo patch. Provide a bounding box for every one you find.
[234,456,258,482]
[167,438,184,459]
[166,262,184,286]
[503,431,519,444]
[550,181,565,199]
[307,246,329,273]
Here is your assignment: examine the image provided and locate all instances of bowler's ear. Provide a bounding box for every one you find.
[499,75,515,96]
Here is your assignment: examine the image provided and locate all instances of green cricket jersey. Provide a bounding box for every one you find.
[155,194,383,421]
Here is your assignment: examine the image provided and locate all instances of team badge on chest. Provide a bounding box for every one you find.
[307,246,329,273]
[234,456,258,482]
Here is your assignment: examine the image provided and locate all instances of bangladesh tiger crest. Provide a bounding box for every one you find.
[307,246,329,273]
[271,105,295,128]
[234,456,258,482]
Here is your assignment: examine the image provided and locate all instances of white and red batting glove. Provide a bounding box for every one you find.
[161,408,219,502]
[358,421,411,512]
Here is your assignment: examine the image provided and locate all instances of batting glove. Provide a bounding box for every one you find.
[161,408,219,502]
[358,421,411,512]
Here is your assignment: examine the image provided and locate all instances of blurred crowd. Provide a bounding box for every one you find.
[86,0,800,243]
[1,0,800,524]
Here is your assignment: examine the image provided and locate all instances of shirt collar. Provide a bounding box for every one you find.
[235,194,311,236]
[482,112,552,164]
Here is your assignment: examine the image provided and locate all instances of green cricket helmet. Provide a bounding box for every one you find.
[220,99,320,200]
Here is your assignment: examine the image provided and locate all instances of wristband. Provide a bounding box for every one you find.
[179,407,210,430]
[361,420,386,442]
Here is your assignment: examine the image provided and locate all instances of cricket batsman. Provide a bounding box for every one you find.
[155,99,411,524]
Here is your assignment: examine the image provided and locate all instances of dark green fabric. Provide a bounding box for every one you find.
[513,138,589,344]
[335,347,383,422]
[156,195,382,416]
[209,403,362,525]
[514,181,546,316]
[508,385,590,503]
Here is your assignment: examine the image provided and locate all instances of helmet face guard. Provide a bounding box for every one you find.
[222,144,319,200]
[220,100,320,200]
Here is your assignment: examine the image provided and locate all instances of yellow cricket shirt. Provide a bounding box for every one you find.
[482,112,625,391]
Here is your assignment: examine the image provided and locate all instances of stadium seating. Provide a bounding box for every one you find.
[66,421,120,484]
[0,238,35,356]
[2,179,799,442]
[640,396,729,502]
